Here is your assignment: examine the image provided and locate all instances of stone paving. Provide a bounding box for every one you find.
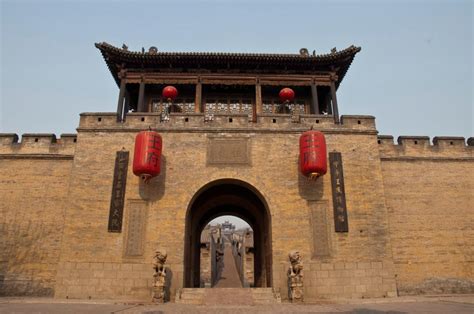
[1,295,473,314]
[213,243,242,288]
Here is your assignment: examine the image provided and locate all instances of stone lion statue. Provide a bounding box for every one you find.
[153,250,168,302]
[288,250,304,302]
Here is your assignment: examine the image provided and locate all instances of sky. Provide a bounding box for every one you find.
[1,0,472,140]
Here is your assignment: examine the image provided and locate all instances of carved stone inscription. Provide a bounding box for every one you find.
[329,152,349,232]
[125,200,147,256]
[309,201,331,258]
[207,137,250,165]
[108,150,129,233]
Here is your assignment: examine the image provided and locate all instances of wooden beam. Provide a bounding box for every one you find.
[311,83,320,114]
[330,80,340,124]
[195,81,202,113]
[137,81,146,112]
[116,78,127,122]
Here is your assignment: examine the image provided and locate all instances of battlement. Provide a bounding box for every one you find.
[0,133,77,158]
[378,135,473,160]
[78,112,377,134]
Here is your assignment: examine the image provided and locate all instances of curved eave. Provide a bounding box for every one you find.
[95,42,361,89]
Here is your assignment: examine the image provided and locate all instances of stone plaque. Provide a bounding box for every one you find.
[125,200,147,256]
[108,150,129,232]
[329,152,349,232]
[309,201,331,258]
[207,137,250,165]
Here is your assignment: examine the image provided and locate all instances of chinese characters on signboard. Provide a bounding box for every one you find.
[108,150,129,232]
[329,152,349,232]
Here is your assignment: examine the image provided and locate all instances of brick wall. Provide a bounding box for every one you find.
[1,114,472,301]
[379,135,474,295]
[0,134,76,296]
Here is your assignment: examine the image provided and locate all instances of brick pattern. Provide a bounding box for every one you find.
[0,159,73,296]
[54,262,153,299]
[305,260,397,300]
[380,154,474,295]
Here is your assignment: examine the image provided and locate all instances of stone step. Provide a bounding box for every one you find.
[175,288,281,305]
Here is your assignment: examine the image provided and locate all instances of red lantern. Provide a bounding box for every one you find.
[279,87,295,103]
[299,130,327,180]
[133,131,162,182]
[162,86,178,101]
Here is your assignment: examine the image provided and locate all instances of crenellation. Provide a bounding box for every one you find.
[0,133,19,145]
[58,134,78,145]
[432,136,465,147]
[340,115,376,130]
[378,135,473,159]
[21,133,57,144]
[397,135,430,147]
[299,114,334,128]
[0,133,77,156]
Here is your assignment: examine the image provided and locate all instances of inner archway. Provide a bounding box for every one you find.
[184,179,272,288]
[200,216,253,288]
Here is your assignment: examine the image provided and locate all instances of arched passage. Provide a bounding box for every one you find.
[184,179,272,288]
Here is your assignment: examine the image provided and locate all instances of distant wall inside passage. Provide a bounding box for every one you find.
[379,136,474,295]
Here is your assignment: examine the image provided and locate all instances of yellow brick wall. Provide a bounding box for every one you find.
[379,136,474,295]
[2,114,472,301]
[0,134,75,296]
[52,113,396,300]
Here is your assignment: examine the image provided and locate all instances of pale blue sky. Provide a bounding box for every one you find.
[1,0,473,140]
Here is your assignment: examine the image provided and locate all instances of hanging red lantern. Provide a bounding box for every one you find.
[279,87,295,103]
[299,130,327,180]
[133,131,162,183]
[162,86,178,101]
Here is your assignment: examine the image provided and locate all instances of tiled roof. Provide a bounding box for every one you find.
[95,42,361,88]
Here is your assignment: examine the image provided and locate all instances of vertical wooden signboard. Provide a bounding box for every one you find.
[108,150,129,232]
[329,152,349,232]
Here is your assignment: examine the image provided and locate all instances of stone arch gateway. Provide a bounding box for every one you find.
[183,179,273,288]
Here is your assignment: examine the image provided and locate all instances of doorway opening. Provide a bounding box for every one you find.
[200,216,254,287]
[184,179,272,288]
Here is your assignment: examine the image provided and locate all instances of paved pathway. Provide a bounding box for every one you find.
[213,243,242,288]
[1,295,474,313]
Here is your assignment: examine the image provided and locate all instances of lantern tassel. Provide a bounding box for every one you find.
[141,174,153,184]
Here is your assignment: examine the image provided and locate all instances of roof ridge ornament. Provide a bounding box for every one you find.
[299,48,309,56]
[149,46,158,54]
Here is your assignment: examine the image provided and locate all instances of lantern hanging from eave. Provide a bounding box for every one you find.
[299,130,327,180]
[133,131,162,183]
[162,85,178,102]
[279,87,295,103]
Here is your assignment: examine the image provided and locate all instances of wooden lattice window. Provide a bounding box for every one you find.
[204,98,254,120]
[150,98,194,113]
[262,99,308,114]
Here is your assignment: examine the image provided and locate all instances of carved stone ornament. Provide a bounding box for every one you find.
[288,250,304,303]
[152,250,168,303]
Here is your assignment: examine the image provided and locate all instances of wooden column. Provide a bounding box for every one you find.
[310,83,320,114]
[255,80,262,122]
[137,81,146,112]
[116,78,127,122]
[123,91,130,122]
[330,80,340,124]
[195,81,202,113]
